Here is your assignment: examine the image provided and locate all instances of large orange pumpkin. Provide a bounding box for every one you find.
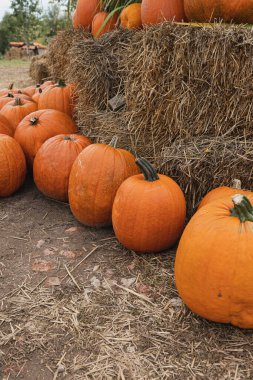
[34,134,91,202]
[92,11,119,38]
[198,179,252,209]
[38,80,74,117]
[68,137,140,227]
[112,158,186,253]
[14,109,77,167]
[120,3,142,29]
[0,114,14,137]
[76,0,102,29]
[22,85,37,97]
[141,0,185,24]
[175,193,253,328]
[0,134,26,197]
[184,0,253,23]
[0,98,37,131]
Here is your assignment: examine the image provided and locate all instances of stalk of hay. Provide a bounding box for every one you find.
[29,53,51,84]
[159,136,253,215]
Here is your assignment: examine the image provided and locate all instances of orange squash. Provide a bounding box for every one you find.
[0,97,37,131]
[92,11,119,38]
[14,109,77,167]
[76,0,102,29]
[175,193,253,328]
[38,80,75,117]
[34,134,91,202]
[0,93,31,110]
[184,0,253,23]
[40,81,54,90]
[0,114,14,137]
[0,134,26,197]
[68,137,139,227]
[141,0,185,24]
[198,179,252,209]
[112,158,186,253]
[32,88,43,104]
[22,85,36,97]
[120,3,142,29]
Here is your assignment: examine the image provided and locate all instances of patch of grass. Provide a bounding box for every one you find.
[0,59,31,67]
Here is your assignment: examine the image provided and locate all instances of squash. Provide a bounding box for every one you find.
[120,3,142,29]
[0,97,37,131]
[14,109,77,167]
[32,88,43,104]
[22,85,36,97]
[198,179,252,209]
[175,193,253,328]
[76,0,102,29]
[92,11,119,38]
[68,137,139,227]
[0,114,14,137]
[34,134,91,202]
[0,93,31,110]
[38,80,75,117]
[0,134,26,197]
[112,158,186,253]
[141,0,185,25]
[184,0,253,24]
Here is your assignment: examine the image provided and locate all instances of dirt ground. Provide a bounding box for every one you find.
[0,61,253,380]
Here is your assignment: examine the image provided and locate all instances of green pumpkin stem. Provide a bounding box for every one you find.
[30,117,39,126]
[57,79,66,88]
[109,136,119,148]
[14,97,22,106]
[136,158,159,182]
[231,194,253,223]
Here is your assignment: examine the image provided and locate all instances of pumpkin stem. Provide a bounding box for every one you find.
[231,194,253,223]
[14,97,22,106]
[64,135,73,141]
[8,83,14,90]
[36,84,40,88]
[232,179,241,189]
[57,79,66,88]
[109,136,119,148]
[30,117,39,126]
[136,158,159,182]
[7,93,14,98]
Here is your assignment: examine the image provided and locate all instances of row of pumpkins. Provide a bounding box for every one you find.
[73,0,253,38]
[1,79,253,329]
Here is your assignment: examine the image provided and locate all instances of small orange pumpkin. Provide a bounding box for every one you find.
[92,11,119,38]
[32,88,43,104]
[120,3,142,29]
[0,97,37,131]
[141,0,185,24]
[38,80,75,117]
[76,0,102,29]
[14,109,77,167]
[68,137,140,227]
[34,134,91,202]
[0,114,14,137]
[175,193,253,328]
[40,81,54,90]
[22,85,36,97]
[0,134,26,197]
[0,93,31,110]
[112,158,186,253]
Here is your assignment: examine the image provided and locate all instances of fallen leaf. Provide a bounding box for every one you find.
[45,276,61,287]
[65,227,82,234]
[136,282,152,295]
[32,259,56,272]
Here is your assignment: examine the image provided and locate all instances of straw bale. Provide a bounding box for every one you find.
[29,53,51,83]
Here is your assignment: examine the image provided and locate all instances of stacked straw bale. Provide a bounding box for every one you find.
[29,53,51,83]
[49,23,253,214]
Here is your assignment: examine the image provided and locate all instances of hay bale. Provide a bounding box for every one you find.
[29,53,51,83]
[47,28,90,82]
[159,136,253,215]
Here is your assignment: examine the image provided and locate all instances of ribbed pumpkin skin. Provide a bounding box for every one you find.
[0,98,37,131]
[14,110,77,167]
[0,94,31,110]
[38,82,74,117]
[120,3,142,29]
[184,0,253,23]
[112,174,186,253]
[22,85,36,97]
[76,0,101,29]
[175,194,253,328]
[141,0,185,24]
[92,12,118,38]
[0,114,14,137]
[198,186,252,209]
[69,144,139,227]
[34,134,91,202]
[0,134,26,197]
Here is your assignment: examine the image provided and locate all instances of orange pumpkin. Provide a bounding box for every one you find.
[40,81,54,90]
[120,3,142,29]
[0,114,14,137]
[22,85,36,97]
[184,0,253,23]
[198,179,252,209]
[0,93,31,110]
[0,97,37,131]
[68,137,140,227]
[38,80,74,117]
[175,193,253,328]
[14,109,77,167]
[141,0,185,24]
[0,134,26,197]
[34,134,91,202]
[32,88,43,104]
[0,83,18,97]
[76,0,102,29]
[112,158,186,253]
[92,11,119,38]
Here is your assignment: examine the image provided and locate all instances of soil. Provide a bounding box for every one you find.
[1,61,253,380]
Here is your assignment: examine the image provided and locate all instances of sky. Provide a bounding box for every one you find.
[0,0,50,20]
